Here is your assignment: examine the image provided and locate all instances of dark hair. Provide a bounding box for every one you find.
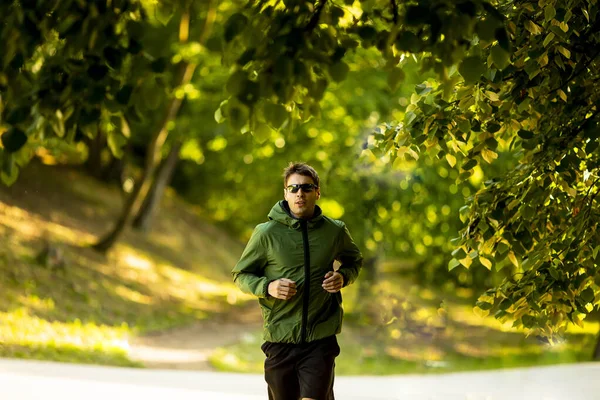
[283,162,320,188]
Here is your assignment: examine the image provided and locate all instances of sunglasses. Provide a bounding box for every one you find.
[285,183,318,193]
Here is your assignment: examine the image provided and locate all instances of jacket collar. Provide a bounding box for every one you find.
[268,200,324,230]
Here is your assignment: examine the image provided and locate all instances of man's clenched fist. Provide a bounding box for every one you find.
[268,278,297,300]
[322,271,344,293]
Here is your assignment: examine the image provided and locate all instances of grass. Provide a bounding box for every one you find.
[210,277,599,375]
[0,161,252,366]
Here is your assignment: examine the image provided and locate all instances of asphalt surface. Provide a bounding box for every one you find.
[1,358,599,400]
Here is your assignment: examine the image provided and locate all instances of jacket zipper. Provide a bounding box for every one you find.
[300,220,310,344]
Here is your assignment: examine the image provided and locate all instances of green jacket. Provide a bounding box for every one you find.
[232,201,363,344]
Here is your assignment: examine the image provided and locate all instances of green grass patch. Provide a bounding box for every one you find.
[210,276,598,375]
[0,162,250,367]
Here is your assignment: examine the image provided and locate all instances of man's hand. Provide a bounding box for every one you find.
[322,271,344,293]
[268,278,297,300]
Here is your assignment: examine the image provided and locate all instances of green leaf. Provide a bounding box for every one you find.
[485,137,499,150]
[495,27,510,51]
[237,48,256,66]
[205,35,223,52]
[107,132,127,158]
[357,26,377,41]
[87,64,109,81]
[543,32,555,47]
[524,60,541,79]
[491,45,511,70]
[224,13,248,43]
[1,152,18,186]
[457,119,471,133]
[103,47,123,69]
[583,120,599,140]
[480,256,493,270]
[452,247,467,259]
[5,106,30,125]
[448,258,461,271]
[237,80,260,106]
[476,301,493,310]
[415,83,432,95]
[462,158,478,170]
[498,298,512,311]
[155,2,173,25]
[545,5,556,22]
[150,57,168,73]
[518,129,534,139]
[586,139,599,154]
[214,100,228,124]
[329,62,349,82]
[228,103,249,131]
[395,31,422,52]
[476,18,499,42]
[387,68,405,91]
[1,128,27,153]
[264,103,288,129]
[226,70,247,96]
[252,123,274,144]
[459,56,486,84]
[522,315,536,328]
[115,85,133,105]
[580,288,595,303]
[487,122,501,133]
[594,245,600,260]
[405,6,430,25]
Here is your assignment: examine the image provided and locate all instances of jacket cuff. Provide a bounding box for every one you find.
[263,279,271,298]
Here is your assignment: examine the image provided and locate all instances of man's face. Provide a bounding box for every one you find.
[284,173,320,219]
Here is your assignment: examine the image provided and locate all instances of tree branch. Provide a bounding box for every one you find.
[306,0,327,32]
[390,0,398,24]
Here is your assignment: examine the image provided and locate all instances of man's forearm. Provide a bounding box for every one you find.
[234,272,269,298]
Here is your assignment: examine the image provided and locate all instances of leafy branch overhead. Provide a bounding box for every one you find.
[213,0,600,338]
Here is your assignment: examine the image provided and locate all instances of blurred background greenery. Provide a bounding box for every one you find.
[1,0,599,374]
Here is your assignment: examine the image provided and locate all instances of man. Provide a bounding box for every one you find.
[232,162,363,400]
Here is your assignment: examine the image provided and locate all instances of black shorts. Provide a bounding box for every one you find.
[261,335,340,400]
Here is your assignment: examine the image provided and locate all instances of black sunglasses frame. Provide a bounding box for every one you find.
[285,183,318,193]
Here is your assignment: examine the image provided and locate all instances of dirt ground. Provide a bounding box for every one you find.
[129,301,262,370]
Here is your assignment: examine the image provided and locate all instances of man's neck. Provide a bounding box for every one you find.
[291,211,314,220]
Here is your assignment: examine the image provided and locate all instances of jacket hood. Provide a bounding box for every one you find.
[268,200,324,229]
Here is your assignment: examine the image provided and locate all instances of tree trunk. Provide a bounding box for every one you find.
[593,330,600,360]
[85,129,106,179]
[90,5,215,253]
[131,139,182,232]
[101,154,126,184]
[91,66,189,253]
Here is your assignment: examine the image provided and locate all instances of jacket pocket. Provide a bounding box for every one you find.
[268,299,283,325]
[259,299,274,325]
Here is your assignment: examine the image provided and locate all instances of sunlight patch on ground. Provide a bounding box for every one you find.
[110,245,252,308]
[0,308,131,354]
[114,285,154,305]
[0,202,94,244]
[16,295,56,312]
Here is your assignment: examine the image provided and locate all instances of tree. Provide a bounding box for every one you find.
[91,1,220,251]
[214,0,600,342]
[0,0,147,185]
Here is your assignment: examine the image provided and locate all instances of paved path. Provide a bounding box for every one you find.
[1,358,599,400]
